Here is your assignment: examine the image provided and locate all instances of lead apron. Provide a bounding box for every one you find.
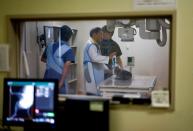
[45,43,70,94]
[84,44,104,95]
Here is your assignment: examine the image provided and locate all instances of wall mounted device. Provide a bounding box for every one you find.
[106,18,170,46]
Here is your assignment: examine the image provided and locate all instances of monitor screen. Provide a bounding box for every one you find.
[3,78,58,128]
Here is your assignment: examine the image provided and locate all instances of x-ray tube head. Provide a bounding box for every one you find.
[106,18,170,46]
[118,27,137,41]
[106,20,116,32]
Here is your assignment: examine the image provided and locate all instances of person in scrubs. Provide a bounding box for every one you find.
[41,25,75,94]
[83,27,116,95]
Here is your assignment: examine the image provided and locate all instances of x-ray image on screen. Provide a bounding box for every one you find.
[8,85,34,121]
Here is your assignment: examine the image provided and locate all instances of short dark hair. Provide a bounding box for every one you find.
[60,25,73,41]
[102,25,114,34]
[90,27,102,37]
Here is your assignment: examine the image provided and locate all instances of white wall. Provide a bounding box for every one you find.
[20,22,41,78]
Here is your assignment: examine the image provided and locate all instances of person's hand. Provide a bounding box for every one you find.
[59,80,64,89]
[109,52,116,59]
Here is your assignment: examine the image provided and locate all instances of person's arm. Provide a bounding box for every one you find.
[41,47,47,63]
[116,56,123,69]
[41,57,46,63]
[89,44,116,64]
[59,47,75,88]
[111,40,123,68]
[59,61,71,88]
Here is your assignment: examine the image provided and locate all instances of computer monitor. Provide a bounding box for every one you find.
[2,78,58,129]
[58,95,110,131]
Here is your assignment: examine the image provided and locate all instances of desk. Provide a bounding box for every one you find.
[99,75,157,99]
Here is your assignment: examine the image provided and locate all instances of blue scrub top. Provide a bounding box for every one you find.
[43,41,75,94]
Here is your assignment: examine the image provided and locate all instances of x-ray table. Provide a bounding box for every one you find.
[99,75,157,99]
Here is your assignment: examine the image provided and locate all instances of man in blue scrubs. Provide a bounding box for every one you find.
[41,25,75,94]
